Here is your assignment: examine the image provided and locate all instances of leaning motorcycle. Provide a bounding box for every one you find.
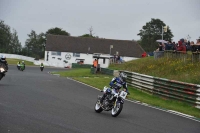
[94,86,127,117]
[0,63,7,80]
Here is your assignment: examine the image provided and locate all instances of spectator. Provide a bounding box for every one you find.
[196,39,200,50]
[93,59,98,68]
[177,41,186,53]
[183,39,190,51]
[141,52,147,57]
[191,39,200,52]
[162,43,165,51]
[180,38,185,45]
[190,41,196,52]
[165,41,173,50]
[117,55,121,63]
[155,42,164,51]
[113,54,116,63]
[115,55,119,63]
[186,41,191,51]
[172,42,177,51]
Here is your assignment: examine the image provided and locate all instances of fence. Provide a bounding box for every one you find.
[72,63,92,68]
[90,67,114,76]
[154,51,200,63]
[120,70,200,109]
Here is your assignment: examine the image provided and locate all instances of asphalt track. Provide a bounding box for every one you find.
[0,66,200,133]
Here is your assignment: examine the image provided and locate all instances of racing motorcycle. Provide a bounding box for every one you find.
[94,86,127,117]
[20,64,25,71]
[40,66,44,71]
[0,63,7,80]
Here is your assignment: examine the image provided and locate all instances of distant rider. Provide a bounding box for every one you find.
[40,62,44,71]
[17,61,21,70]
[100,72,129,104]
[21,61,25,70]
[40,63,44,67]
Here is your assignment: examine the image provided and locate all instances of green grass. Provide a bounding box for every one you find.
[7,58,34,66]
[53,68,200,118]
[52,68,112,78]
[109,56,200,84]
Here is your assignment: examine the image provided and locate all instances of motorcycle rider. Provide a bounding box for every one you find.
[40,62,44,67]
[17,61,21,70]
[0,55,8,70]
[100,72,128,104]
[40,62,44,71]
[21,61,25,70]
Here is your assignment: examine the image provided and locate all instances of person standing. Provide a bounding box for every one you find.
[93,59,98,68]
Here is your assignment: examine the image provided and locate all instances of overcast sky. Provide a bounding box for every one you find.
[0,0,200,46]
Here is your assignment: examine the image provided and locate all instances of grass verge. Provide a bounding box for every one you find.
[51,68,111,77]
[109,57,200,84]
[7,58,34,66]
[53,68,200,118]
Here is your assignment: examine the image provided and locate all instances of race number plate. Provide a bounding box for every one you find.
[119,91,127,99]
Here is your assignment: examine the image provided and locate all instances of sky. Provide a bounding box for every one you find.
[0,0,200,46]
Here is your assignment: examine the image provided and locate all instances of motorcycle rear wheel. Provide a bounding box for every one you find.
[111,103,123,117]
[94,100,103,113]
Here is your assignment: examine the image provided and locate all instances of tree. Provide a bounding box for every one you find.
[46,27,70,36]
[137,18,174,52]
[10,29,22,54]
[0,20,22,53]
[79,34,95,38]
[0,20,12,53]
[24,30,45,59]
[79,26,99,38]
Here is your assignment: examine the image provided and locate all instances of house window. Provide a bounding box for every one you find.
[51,51,61,56]
[73,53,80,57]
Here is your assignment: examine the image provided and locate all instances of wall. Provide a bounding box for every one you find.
[0,53,49,66]
[44,51,112,68]
[45,51,94,68]
[0,53,35,62]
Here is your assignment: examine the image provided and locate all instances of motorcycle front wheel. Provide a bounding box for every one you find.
[94,100,103,113]
[111,102,123,117]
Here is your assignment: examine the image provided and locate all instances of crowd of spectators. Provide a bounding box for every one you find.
[155,38,200,53]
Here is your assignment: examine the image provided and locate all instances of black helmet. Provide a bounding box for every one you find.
[119,72,127,82]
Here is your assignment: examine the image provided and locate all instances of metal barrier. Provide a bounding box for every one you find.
[121,70,200,109]
[90,67,114,76]
[72,63,92,68]
[154,51,164,59]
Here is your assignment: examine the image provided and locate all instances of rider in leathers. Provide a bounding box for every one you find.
[0,55,8,70]
[100,72,128,104]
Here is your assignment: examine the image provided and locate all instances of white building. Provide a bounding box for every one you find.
[45,35,145,68]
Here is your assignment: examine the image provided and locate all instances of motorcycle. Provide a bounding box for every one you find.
[17,64,20,70]
[0,63,7,80]
[94,86,127,117]
[20,64,25,71]
[40,66,44,71]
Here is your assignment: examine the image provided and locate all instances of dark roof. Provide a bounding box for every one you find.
[46,34,145,58]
